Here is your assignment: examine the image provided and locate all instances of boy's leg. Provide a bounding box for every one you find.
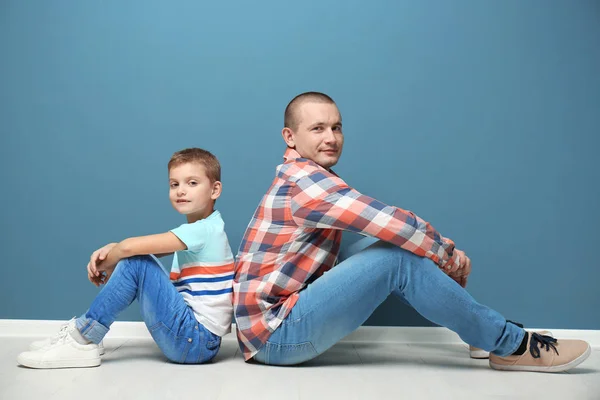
[76,255,220,363]
[253,239,524,365]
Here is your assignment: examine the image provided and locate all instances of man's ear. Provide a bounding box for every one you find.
[281,127,295,148]
[211,181,222,200]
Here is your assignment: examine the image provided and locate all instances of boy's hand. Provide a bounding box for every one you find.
[88,264,105,286]
[87,253,119,286]
[87,243,117,286]
[86,233,186,286]
[88,268,110,287]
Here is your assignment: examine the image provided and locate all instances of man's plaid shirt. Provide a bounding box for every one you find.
[234,148,460,360]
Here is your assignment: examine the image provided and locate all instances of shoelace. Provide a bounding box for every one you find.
[41,318,76,348]
[529,332,559,359]
[40,328,71,350]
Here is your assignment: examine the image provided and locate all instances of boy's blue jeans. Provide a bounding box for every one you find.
[253,238,525,365]
[75,255,221,364]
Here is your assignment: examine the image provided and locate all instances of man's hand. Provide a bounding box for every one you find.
[447,249,471,288]
[87,243,117,287]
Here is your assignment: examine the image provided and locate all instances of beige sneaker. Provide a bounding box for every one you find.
[489,332,591,372]
[470,330,552,359]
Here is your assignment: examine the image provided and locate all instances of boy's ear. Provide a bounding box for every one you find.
[211,181,222,200]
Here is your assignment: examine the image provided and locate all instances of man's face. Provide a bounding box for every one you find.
[282,102,344,169]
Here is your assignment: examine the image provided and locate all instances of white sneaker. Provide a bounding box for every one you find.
[469,330,552,359]
[29,318,106,356]
[469,345,491,359]
[18,326,101,369]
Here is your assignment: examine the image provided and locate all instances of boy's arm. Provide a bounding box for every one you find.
[89,233,186,286]
[111,233,186,260]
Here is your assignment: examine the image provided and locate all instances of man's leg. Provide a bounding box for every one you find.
[76,255,220,363]
[253,239,523,365]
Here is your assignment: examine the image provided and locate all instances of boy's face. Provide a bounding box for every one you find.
[169,162,221,221]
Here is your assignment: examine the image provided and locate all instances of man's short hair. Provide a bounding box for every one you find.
[168,148,221,183]
[284,92,336,130]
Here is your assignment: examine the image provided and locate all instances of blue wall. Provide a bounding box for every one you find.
[1,1,599,329]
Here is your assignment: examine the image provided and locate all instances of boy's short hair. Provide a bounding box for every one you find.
[168,148,221,183]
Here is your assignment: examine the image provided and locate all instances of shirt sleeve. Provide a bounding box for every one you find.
[290,171,460,270]
[170,221,209,252]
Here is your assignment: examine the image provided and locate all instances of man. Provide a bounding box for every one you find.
[233,92,590,372]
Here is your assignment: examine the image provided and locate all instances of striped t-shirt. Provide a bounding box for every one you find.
[169,210,234,337]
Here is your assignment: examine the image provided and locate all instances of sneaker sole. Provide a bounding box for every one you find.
[489,344,592,373]
[470,350,490,359]
[30,345,105,356]
[17,354,101,369]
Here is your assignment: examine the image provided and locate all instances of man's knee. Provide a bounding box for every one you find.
[339,236,380,261]
[366,241,435,277]
[362,240,418,262]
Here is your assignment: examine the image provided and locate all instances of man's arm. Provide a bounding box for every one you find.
[88,233,186,286]
[290,173,461,272]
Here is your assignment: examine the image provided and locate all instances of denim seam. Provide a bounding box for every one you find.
[78,319,91,334]
[270,342,315,349]
[148,320,163,332]
[263,341,317,365]
[155,321,179,338]
[81,320,96,336]
[179,340,192,363]
[195,328,206,363]
[265,341,270,364]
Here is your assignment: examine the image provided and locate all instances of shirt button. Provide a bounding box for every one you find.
[188,338,192,343]
[195,326,198,330]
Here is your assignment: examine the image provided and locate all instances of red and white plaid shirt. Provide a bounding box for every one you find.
[234,148,460,360]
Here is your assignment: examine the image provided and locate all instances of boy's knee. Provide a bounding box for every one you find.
[116,255,158,274]
[126,255,155,264]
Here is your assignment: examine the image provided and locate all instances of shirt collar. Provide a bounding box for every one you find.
[282,147,339,176]
[283,147,303,162]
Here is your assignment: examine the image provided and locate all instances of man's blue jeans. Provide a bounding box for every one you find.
[253,238,525,365]
[75,255,221,364]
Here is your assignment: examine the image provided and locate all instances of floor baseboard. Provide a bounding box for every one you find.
[1,319,598,347]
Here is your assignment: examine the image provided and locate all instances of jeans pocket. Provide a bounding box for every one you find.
[287,295,308,324]
[149,322,193,363]
[207,336,221,350]
[263,341,318,366]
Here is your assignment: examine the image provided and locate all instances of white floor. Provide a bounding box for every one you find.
[1,336,599,400]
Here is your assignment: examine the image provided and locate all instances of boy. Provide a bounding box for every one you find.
[18,148,234,368]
